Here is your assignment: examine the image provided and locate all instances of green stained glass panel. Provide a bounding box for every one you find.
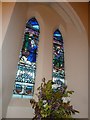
[53,29,65,86]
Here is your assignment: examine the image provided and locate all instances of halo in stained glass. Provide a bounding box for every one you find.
[13,17,40,98]
[52,29,65,87]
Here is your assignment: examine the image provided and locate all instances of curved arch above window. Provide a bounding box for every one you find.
[52,29,65,86]
[13,17,40,98]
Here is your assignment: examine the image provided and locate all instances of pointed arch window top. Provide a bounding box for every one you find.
[54,29,61,36]
[26,17,40,31]
[53,29,63,42]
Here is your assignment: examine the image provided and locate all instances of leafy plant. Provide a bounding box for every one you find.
[30,78,79,120]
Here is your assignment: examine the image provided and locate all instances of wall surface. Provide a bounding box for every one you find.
[70,2,88,33]
[88,3,90,120]
[0,2,2,119]
[70,2,90,118]
[2,2,88,119]
[2,2,28,118]
[2,2,15,40]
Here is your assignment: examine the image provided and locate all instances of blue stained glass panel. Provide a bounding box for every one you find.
[53,29,65,86]
[13,17,40,98]
[26,18,40,31]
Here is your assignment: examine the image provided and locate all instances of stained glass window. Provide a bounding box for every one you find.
[52,29,65,87]
[13,17,40,98]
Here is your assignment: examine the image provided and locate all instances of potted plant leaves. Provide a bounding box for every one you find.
[30,78,79,119]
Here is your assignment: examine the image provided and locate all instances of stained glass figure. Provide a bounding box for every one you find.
[52,29,65,88]
[13,17,40,98]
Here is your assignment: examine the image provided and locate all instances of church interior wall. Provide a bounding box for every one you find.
[2,2,88,118]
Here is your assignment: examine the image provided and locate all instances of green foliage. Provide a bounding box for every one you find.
[30,78,79,120]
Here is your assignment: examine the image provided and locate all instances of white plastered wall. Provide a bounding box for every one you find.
[2,2,88,118]
[2,2,28,118]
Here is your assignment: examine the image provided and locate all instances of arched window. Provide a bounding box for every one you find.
[52,29,65,86]
[13,17,40,98]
